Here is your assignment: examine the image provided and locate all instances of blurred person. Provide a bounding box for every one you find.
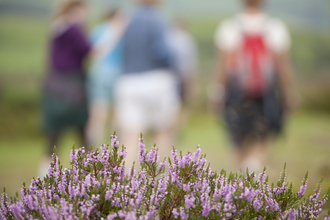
[40,0,90,176]
[85,9,126,147]
[115,0,180,170]
[210,0,298,172]
[167,21,200,129]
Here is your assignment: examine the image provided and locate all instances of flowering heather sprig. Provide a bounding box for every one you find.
[0,133,329,220]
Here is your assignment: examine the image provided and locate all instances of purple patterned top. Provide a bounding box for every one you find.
[49,24,90,74]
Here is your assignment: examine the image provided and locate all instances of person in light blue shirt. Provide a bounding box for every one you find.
[86,9,126,147]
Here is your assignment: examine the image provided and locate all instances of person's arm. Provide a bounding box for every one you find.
[275,51,299,112]
[91,21,127,61]
[208,19,237,114]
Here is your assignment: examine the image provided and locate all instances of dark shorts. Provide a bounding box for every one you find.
[42,72,88,134]
[224,79,284,146]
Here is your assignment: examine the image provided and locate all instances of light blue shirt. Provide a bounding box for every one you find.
[91,23,123,72]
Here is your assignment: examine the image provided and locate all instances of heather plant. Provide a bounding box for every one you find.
[1,133,329,220]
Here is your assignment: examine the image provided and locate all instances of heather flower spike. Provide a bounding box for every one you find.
[0,134,329,219]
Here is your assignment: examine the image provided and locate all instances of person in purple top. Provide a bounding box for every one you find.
[39,0,90,177]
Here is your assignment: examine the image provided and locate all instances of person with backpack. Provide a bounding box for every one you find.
[209,0,298,172]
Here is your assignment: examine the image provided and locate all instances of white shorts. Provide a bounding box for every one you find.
[115,70,181,132]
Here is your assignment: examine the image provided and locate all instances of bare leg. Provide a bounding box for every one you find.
[237,138,269,173]
[48,133,60,156]
[39,133,60,177]
[154,128,176,163]
[86,101,109,148]
[121,131,141,171]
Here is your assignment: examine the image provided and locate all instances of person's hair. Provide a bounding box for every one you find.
[53,0,85,20]
[139,0,159,5]
[243,0,263,7]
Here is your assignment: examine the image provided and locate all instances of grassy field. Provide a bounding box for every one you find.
[0,12,330,215]
[1,110,330,197]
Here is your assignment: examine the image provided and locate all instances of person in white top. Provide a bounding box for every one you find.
[209,0,299,172]
[85,9,126,148]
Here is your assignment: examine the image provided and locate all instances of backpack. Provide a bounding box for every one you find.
[231,19,276,97]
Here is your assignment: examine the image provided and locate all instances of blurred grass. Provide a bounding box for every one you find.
[0,14,48,76]
[0,13,330,213]
[1,110,330,201]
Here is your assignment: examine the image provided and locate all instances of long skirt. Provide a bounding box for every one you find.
[42,72,88,134]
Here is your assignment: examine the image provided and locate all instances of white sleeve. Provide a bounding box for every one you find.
[268,18,291,53]
[214,19,240,52]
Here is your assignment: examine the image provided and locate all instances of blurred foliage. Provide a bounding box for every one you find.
[0,15,48,76]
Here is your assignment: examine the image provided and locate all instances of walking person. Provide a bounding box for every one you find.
[209,0,298,172]
[40,0,90,176]
[86,9,126,148]
[115,0,180,170]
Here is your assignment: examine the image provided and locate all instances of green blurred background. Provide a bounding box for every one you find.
[0,0,330,211]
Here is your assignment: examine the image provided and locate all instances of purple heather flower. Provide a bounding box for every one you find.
[119,166,125,182]
[310,187,322,202]
[10,203,24,220]
[105,213,117,220]
[253,196,262,212]
[1,193,9,216]
[258,171,266,183]
[178,158,185,169]
[125,211,137,220]
[128,166,136,180]
[298,182,308,197]
[91,195,100,201]
[138,138,146,165]
[185,195,195,209]
[171,148,178,163]
[159,161,167,171]
[120,149,127,159]
[136,191,143,208]
[180,207,188,220]
[197,158,207,169]
[287,209,298,220]
[118,210,126,218]
[148,148,157,163]
[1,137,329,220]
[193,146,201,162]
[158,178,167,194]
[202,203,210,217]
[110,135,119,148]
[172,208,179,219]
[183,184,190,192]
[145,207,156,220]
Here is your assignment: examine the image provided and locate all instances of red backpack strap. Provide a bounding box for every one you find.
[232,16,275,97]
